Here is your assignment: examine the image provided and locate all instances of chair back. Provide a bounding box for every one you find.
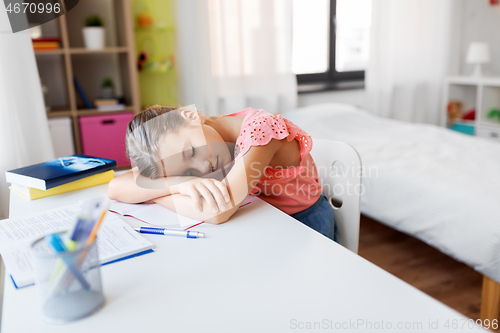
[310,139,362,253]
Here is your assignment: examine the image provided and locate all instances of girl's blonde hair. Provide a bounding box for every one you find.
[126,104,187,178]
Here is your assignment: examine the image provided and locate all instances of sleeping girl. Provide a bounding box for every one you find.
[108,105,339,242]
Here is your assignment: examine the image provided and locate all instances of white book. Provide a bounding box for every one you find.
[0,204,154,289]
[97,104,125,111]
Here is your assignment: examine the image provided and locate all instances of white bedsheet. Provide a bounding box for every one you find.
[283,103,500,282]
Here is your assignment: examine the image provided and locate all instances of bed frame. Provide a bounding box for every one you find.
[481,276,500,325]
[282,106,500,323]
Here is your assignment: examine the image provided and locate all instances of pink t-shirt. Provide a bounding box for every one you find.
[225,108,322,215]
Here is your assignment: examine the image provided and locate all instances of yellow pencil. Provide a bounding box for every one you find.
[85,209,107,245]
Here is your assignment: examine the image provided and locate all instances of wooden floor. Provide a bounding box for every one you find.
[358,215,499,331]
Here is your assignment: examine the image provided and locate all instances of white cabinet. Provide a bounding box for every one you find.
[442,76,500,142]
[477,124,500,142]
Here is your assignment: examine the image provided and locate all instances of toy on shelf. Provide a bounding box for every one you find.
[137,12,153,27]
[137,51,149,71]
[462,108,476,121]
[136,36,174,73]
[138,54,174,73]
[487,109,500,123]
[447,100,463,126]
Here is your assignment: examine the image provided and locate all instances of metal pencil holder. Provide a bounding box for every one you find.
[30,234,105,323]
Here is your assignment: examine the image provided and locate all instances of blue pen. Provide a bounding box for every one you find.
[64,216,86,250]
[46,234,91,290]
[134,227,205,239]
[68,217,85,241]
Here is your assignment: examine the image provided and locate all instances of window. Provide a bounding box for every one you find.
[292,0,372,88]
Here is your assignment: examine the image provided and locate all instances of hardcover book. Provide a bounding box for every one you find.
[73,77,93,109]
[5,155,116,191]
[9,170,115,200]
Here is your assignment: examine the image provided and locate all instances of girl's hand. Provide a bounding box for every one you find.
[171,177,230,213]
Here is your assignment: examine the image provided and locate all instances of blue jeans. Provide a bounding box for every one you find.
[290,195,339,243]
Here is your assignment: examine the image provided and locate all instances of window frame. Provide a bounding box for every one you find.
[296,0,365,85]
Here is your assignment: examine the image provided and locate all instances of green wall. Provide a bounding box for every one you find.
[133,0,177,108]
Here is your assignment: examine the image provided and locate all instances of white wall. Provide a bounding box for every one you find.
[459,0,500,76]
[297,1,500,109]
[297,88,367,109]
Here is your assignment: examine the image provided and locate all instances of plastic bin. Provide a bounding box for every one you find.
[447,120,475,136]
[79,113,134,167]
[48,118,75,158]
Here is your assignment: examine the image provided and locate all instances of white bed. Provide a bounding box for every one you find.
[282,103,500,283]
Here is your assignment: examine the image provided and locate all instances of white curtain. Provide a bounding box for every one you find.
[366,0,455,125]
[0,11,54,218]
[176,0,297,116]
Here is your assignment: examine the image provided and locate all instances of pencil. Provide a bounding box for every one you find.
[85,210,107,245]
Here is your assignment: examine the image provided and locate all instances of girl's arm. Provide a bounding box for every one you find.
[108,168,230,210]
[108,168,172,203]
[153,138,283,224]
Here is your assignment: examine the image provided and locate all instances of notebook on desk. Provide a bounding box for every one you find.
[0,204,154,289]
[108,197,255,230]
[108,201,205,230]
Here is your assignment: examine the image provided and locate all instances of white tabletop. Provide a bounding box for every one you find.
[2,185,484,332]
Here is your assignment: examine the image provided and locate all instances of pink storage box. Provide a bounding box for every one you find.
[79,113,134,167]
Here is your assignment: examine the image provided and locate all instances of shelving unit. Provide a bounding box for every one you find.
[442,76,500,143]
[36,0,140,160]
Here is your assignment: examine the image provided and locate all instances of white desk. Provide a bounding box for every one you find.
[2,185,486,332]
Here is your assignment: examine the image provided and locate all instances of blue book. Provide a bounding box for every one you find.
[5,155,116,190]
[74,77,93,109]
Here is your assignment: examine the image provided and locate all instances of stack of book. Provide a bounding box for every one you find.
[94,98,125,111]
[6,155,116,200]
[32,37,61,50]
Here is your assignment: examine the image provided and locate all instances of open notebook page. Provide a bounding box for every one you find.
[0,213,154,288]
[108,201,202,229]
[108,196,255,229]
[0,204,81,248]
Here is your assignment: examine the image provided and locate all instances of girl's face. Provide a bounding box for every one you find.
[157,112,232,178]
